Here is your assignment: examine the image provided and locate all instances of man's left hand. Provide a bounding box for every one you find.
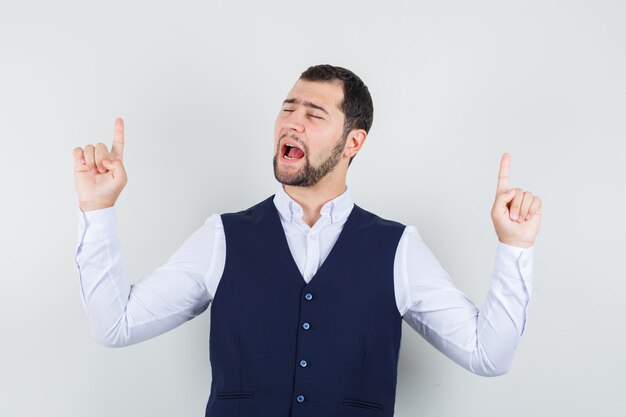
[491,153,543,248]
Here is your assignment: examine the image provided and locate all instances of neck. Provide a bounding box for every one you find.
[283,175,346,228]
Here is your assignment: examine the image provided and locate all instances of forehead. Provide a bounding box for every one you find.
[285,79,344,112]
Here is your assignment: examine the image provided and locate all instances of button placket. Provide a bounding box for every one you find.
[295,289,315,407]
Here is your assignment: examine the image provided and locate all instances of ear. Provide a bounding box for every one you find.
[343,129,367,159]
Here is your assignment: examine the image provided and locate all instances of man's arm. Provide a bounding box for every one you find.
[397,227,533,376]
[75,208,222,347]
[73,118,222,347]
[399,153,542,375]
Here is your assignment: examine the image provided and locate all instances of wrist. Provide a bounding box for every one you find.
[79,201,114,212]
[498,238,534,249]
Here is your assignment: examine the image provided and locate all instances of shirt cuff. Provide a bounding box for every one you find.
[495,241,534,281]
[77,206,118,243]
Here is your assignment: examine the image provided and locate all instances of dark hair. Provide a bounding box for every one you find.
[299,65,373,165]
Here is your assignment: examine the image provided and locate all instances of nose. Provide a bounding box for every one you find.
[281,109,305,133]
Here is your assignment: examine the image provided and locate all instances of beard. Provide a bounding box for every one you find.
[273,133,347,187]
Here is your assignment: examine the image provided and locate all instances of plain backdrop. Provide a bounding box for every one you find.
[1,0,625,416]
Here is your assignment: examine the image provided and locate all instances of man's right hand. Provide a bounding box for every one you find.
[73,118,128,212]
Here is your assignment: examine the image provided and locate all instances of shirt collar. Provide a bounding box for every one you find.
[273,184,354,224]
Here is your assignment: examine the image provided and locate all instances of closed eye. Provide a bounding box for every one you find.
[281,107,324,120]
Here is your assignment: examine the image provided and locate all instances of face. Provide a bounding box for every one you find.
[273,79,348,187]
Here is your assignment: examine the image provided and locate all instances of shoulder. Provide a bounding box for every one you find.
[220,196,276,223]
[219,196,279,235]
[352,204,406,232]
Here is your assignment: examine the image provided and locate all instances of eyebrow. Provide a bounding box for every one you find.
[282,98,330,116]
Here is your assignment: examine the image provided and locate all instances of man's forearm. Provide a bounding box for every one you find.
[75,208,212,347]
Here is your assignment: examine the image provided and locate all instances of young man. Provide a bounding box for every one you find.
[73,65,542,417]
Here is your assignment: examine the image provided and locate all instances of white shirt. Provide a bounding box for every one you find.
[75,185,534,376]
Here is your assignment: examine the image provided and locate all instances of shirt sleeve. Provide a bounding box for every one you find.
[74,207,225,347]
[396,225,533,376]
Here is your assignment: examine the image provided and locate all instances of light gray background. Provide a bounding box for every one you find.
[1,0,624,416]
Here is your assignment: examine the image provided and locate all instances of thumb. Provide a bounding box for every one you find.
[494,188,517,209]
[101,159,127,183]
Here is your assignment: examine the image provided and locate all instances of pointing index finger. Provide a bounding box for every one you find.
[497,152,511,193]
[111,117,124,160]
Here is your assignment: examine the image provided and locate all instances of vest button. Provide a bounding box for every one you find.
[302,322,310,330]
[300,359,308,367]
[304,293,313,301]
[296,395,305,403]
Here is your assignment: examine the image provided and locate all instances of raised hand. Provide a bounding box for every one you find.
[491,153,542,248]
[73,118,128,212]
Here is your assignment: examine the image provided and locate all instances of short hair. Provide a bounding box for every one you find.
[299,65,373,165]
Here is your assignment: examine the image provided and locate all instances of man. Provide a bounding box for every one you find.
[73,65,542,417]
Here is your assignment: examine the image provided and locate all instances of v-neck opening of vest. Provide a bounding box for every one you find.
[270,201,360,287]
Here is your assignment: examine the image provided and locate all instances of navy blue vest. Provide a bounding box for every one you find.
[205,196,405,417]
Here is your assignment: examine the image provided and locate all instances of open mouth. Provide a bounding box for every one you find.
[281,143,305,160]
